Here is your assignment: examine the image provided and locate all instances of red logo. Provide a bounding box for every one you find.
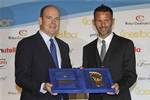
[0,47,16,53]
[0,59,7,67]
[18,29,28,36]
[135,47,141,53]
[136,15,144,22]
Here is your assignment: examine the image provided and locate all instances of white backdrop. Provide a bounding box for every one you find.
[0,1,150,100]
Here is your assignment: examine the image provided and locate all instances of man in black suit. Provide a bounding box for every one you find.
[15,5,71,100]
[82,4,137,100]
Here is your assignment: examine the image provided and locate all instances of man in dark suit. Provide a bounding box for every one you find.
[15,5,71,100]
[82,4,137,100]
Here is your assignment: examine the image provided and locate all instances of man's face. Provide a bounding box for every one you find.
[93,11,113,38]
[39,7,60,37]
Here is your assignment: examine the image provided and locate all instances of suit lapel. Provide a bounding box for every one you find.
[55,37,65,68]
[92,39,102,67]
[35,32,56,68]
[103,34,118,64]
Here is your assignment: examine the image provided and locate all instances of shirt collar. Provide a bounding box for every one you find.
[98,32,114,44]
[39,30,55,42]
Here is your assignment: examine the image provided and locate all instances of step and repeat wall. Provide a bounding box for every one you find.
[0,0,150,100]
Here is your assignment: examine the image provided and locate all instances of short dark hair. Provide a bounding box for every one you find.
[40,5,60,17]
[94,4,113,18]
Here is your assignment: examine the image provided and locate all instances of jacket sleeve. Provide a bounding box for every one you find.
[82,46,88,68]
[15,39,41,94]
[117,40,137,92]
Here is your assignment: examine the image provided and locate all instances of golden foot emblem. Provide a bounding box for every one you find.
[89,71,103,87]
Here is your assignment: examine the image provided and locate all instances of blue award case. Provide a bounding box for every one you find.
[48,68,115,93]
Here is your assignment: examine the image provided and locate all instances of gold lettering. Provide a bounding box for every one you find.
[120,30,150,38]
[57,31,78,38]
[134,87,150,95]
[82,17,92,25]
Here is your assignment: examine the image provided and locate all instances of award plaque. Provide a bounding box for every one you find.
[48,68,84,93]
[82,68,115,93]
[48,68,115,93]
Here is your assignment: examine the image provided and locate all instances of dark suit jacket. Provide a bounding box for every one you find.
[83,33,137,100]
[15,32,71,100]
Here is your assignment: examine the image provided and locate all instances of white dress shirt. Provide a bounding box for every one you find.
[97,32,114,57]
[40,30,62,68]
[39,30,62,93]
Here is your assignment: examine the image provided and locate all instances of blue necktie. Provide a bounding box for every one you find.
[50,39,63,100]
[50,39,59,67]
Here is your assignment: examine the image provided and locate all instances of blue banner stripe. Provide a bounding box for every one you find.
[0,1,150,26]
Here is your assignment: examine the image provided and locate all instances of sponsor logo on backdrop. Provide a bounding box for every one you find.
[138,76,150,81]
[136,15,144,22]
[137,59,150,68]
[82,16,92,25]
[120,30,150,38]
[125,15,150,25]
[57,30,78,38]
[0,76,7,81]
[0,58,7,68]
[0,19,13,27]
[0,47,16,53]
[135,47,141,53]
[8,29,28,39]
[134,87,150,95]
[90,33,98,37]
[8,91,19,95]
[138,71,150,81]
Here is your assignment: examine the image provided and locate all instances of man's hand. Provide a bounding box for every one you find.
[80,66,84,69]
[43,83,58,95]
[107,83,119,95]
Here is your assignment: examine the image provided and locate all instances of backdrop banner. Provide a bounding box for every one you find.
[0,0,150,100]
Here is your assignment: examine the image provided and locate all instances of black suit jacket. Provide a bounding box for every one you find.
[83,33,137,100]
[15,32,71,100]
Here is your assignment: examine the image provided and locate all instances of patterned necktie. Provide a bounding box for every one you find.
[50,39,59,67]
[100,40,106,61]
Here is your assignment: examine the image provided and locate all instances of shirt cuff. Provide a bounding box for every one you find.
[40,83,47,94]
